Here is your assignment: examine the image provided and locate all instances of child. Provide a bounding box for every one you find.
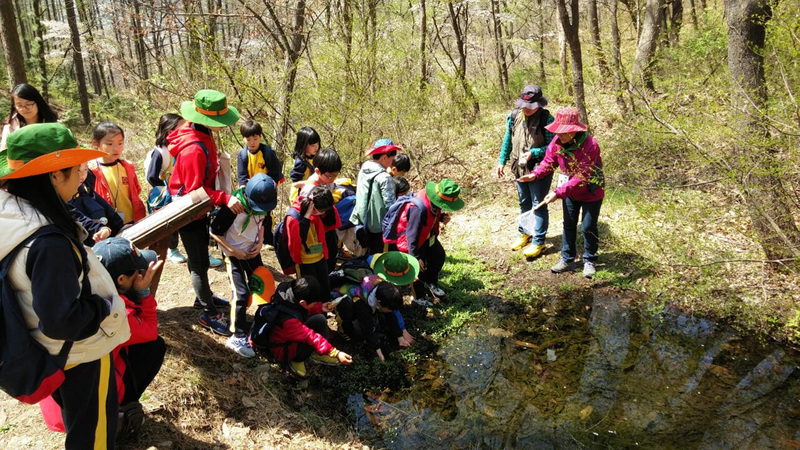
[394,176,410,198]
[388,152,411,178]
[68,162,124,246]
[350,138,401,254]
[237,120,285,188]
[210,173,278,357]
[250,277,353,378]
[144,113,187,264]
[87,122,147,225]
[284,185,340,294]
[41,237,167,440]
[332,252,418,361]
[289,126,321,183]
[1,123,130,448]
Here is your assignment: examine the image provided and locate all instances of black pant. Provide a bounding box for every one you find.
[293,314,330,362]
[226,254,264,336]
[52,353,118,450]
[179,218,216,315]
[168,231,180,250]
[120,337,166,405]
[364,230,387,255]
[263,214,274,246]
[416,239,446,285]
[326,230,339,271]
[298,258,330,295]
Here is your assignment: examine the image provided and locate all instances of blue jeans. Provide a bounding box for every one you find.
[561,197,603,262]
[516,173,554,245]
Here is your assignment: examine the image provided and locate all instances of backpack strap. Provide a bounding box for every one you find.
[286,208,311,253]
[175,141,212,197]
[1,226,77,359]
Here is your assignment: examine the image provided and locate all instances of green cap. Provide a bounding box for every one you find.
[180,89,240,128]
[372,251,420,285]
[0,123,105,179]
[425,178,465,212]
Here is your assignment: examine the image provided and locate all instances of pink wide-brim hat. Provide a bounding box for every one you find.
[544,107,588,134]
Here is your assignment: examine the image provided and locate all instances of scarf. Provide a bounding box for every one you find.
[557,132,588,158]
[232,187,265,233]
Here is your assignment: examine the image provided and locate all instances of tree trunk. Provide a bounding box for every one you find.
[64,0,91,124]
[688,0,699,29]
[447,0,479,120]
[131,0,149,83]
[632,0,664,91]
[275,0,307,155]
[13,0,31,60]
[669,0,683,44]
[0,0,28,87]
[419,0,428,89]
[588,0,611,80]
[557,4,571,96]
[609,0,628,113]
[489,0,509,98]
[538,0,546,81]
[32,0,48,99]
[78,0,104,96]
[726,0,800,261]
[556,0,588,126]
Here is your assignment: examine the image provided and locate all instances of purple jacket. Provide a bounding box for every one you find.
[531,133,604,202]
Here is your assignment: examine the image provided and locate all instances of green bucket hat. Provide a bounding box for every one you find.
[0,123,106,179]
[425,178,465,212]
[180,89,240,128]
[372,251,420,285]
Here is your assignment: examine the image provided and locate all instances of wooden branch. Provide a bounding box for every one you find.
[668,258,798,268]
[119,188,212,249]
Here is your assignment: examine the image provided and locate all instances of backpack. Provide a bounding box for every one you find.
[381,194,427,243]
[272,208,311,274]
[249,299,303,362]
[174,141,212,197]
[0,226,80,404]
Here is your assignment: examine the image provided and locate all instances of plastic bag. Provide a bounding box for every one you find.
[517,210,535,236]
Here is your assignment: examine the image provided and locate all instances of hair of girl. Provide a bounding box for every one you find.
[312,147,342,173]
[155,114,183,147]
[293,126,321,160]
[394,176,410,196]
[298,185,334,217]
[92,122,125,142]
[291,276,323,304]
[6,83,58,125]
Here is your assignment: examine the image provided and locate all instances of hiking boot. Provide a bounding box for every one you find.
[193,294,230,310]
[425,283,446,298]
[209,253,224,268]
[167,248,187,264]
[310,353,341,366]
[284,361,308,379]
[198,313,233,337]
[551,259,575,274]
[116,401,144,441]
[583,261,596,279]
[511,233,532,251]
[226,335,256,358]
[522,243,546,259]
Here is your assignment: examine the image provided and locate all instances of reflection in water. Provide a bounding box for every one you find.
[351,291,800,448]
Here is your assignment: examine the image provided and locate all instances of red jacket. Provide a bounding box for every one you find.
[395,190,441,258]
[267,303,335,361]
[88,159,147,223]
[167,123,231,207]
[286,198,341,266]
[39,293,159,433]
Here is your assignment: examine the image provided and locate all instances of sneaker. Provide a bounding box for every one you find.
[167,248,187,264]
[522,243,546,258]
[511,233,532,251]
[193,294,230,310]
[284,361,308,379]
[411,297,434,307]
[226,336,256,358]
[209,253,224,268]
[425,283,446,298]
[583,261,596,279]
[551,259,575,273]
[310,353,341,366]
[116,401,144,441]
[263,244,275,251]
[198,313,233,337]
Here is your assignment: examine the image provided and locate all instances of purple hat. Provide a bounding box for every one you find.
[514,85,548,110]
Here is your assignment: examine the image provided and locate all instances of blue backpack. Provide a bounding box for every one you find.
[0,226,80,404]
[381,194,427,244]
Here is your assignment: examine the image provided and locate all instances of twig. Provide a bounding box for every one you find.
[668,258,797,268]
[640,178,723,190]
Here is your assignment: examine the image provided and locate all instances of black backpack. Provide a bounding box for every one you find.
[382,194,427,244]
[0,226,81,404]
[249,294,303,362]
[273,208,311,274]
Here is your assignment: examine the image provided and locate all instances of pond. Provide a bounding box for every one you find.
[349,291,800,448]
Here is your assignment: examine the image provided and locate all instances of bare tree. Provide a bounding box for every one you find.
[608,0,628,113]
[588,0,611,80]
[726,0,800,261]
[537,0,545,82]
[556,4,571,96]
[64,0,91,124]
[489,0,509,98]
[669,0,683,45]
[555,0,588,125]
[632,0,664,91]
[420,0,428,89]
[0,0,27,87]
[32,0,49,98]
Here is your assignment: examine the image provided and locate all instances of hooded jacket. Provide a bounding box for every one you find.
[166,123,231,208]
[264,282,334,362]
[350,161,396,233]
[87,158,147,223]
[530,133,605,203]
[394,189,441,258]
[0,190,130,366]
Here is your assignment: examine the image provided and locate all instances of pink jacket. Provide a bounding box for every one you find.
[531,134,604,202]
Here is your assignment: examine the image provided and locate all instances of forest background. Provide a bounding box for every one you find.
[0,0,799,446]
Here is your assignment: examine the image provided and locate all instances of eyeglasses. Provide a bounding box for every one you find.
[15,102,36,111]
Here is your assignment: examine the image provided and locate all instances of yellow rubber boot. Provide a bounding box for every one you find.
[523,243,546,258]
[511,233,532,251]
